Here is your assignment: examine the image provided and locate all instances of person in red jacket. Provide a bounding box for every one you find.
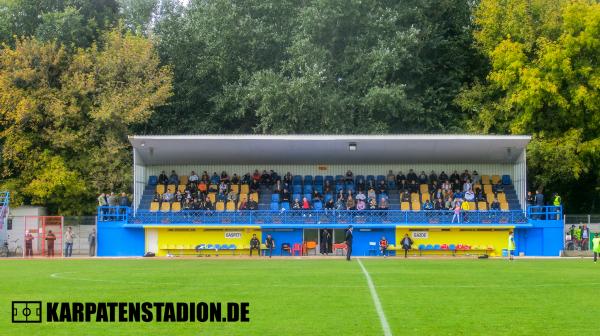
[379,236,389,257]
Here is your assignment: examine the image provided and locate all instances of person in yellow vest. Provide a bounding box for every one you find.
[508,231,515,261]
[592,233,600,263]
[552,193,562,220]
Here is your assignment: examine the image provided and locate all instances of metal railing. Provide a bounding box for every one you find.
[98,206,530,225]
[527,205,563,220]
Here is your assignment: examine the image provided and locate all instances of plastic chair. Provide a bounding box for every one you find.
[313,201,323,210]
[441,244,448,250]
[270,202,280,211]
[426,244,433,250]
[314,176,324,185]
[291,243,303,256]
[433,244,441,250]
[304,241,318,255]
[418,244,426,250]
[281,202,290,210]
[148,176,158,185]
[448,244,456,251]
[271,194,280,202]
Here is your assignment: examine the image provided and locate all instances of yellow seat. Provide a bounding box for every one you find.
[467,202,476,211]
[421,193,430,202]
[208,193,216,203]
[215,201,225,211]
[497,192,507,203]
[483,184,493,196]
[177,185,186,193]
[411,201,421,211]
[477,201,488,210]
[410,193,420,203]
[239,194,248,202]
[240,184,249,194]
[167,184,176,194]
[481,175,490,185]
[491,175,501,185]
[500,202,509,211]
[150,201,160,212]
[226,201,236,211]
[230,184,239,194]
[160,202,171,212]
[250,192,259,202]
[401,201,410,210]
[171,202,181,212]
[473,183,482,191]
[180,175,188,185]
[156,185,165,195]
[419,184,429,194]
[486,193,495,204]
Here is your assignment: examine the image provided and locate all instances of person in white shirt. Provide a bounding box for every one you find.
[463,180,472,192]
[189,171,199,182]
[464,190,475,201]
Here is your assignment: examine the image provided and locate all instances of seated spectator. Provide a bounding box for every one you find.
[292,198,301,210]
[490,198,500,210]
[274,180,282,193]
[439,171,448,181]
[471,170,480,184]
[445,197,453,210]
[193,199,202,210]
[452,178,462,192]
[283,172,292,184]
[356,191,366,202]
[368,197,377,210]
[238,199,247,210]
[242,173,251,184]
[475,188,486,202]
[250,179,260,193]
[463,179,472,192]
[418,171,428,184]
[335,196,346,210]
[367,187,376,200]
[247,198,258,210]
[189,171,199,183]
[461,199,470,211]
[210,172,220,184]
[378,198,389,210]
[201,171,209,182]
[407,169,418,183]
[401,191,411,202]
[162,191,173,203]
[252,170,261,182]
[434,198,445,210]
[396,171,406,184]
[217,189,227,202]
[377,180,387,194]
[204,197,214,210]
[281,189,290,202]
[423,199,433,210]
[302,197,311,210]
[325,199,335,210]
[356,199,366,210]
[313,191,322,202]
[231,173,240,184]
[432,188,444,201]
[428,170,438,184]
[260,170,271,185]
[464,189,475,201]
[198,181,208,194]
[152,193,160,203]
[183,199,192,210]
[441,180,451,192]
[408,180,418,193]
[461,169,471,183]
[324,180,333,193]
[397,179,408,192]
[270,170,280,184]
[386,170,395,183]
[175,191,183,203]
[168,170,179,185]
[227,192,238,203]
[219,181,228,194]
[346,195,356,210]
[158,171,169,186]
[345,170,354,183]
[336,189,346,202]
[356,178,366,192]
[450,170,460,181]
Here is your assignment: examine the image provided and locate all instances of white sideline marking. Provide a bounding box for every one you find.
[357,258,392,336]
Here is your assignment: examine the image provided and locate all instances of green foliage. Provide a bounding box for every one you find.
[459,0,600,212]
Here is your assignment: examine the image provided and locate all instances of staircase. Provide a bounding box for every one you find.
[502,185,522,211]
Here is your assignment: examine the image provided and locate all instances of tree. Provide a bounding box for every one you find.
[0,28,173,214]
[457,0,600,212]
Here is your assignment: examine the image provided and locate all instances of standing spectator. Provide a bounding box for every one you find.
[400,233,413,258]
[508,231,516,261]
[471,170,480,184]
[593,233,600,263]
[119,192,130,207]
[581,225,590,251]
[379,236,389,257]
[25,232,34,257]
[46,230,56,257]
[552,192,562,219]
[264,234,275,258]
[534,190,545,219]
[344,170,354,183]
[418,171,428,184]
[88,228,96,257]
[108,192,118,207]
[97,193,107,207]
[345,225,353,261]
[451,202,461,223]
[386,170,395,189]
[64,227,75,257]
[168,170,179,185]
[249,234,260,256]
[439,171,448,181]
[526,191,535,207]
[320,230,331,255]
[158,171,168,186]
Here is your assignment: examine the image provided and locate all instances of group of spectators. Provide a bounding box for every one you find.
[97,192,130,208]
[566,224,592,251]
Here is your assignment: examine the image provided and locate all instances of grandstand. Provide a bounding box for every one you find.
[98,135,563,257]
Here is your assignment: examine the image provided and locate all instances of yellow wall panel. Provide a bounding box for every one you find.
[154,227,261,256]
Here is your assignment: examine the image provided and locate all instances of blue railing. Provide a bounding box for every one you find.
[97,206,529,225]
[527,205,563,220]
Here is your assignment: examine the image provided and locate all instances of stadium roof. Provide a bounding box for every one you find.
[129,134,531,165]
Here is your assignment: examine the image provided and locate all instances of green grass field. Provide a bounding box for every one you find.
[1,257,598,335]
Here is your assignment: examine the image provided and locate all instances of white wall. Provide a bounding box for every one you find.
[133,148,146,212]
[513,150,527,210]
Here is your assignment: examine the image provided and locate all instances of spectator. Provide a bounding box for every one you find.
[260,170,271,185]
[201,171,209,182]
[432,188,444,201]
[377,180,387,194]
[445,196,453,210]
[324,180,333,193]
[441,180,451,192]
[526,191,534,206]
[183,199,192,210]
[158,170,169,186]
[356,177,366,192]
[189,171,199,183]
[367,187,376,200]
[88,229,96,257]
[423,199,433,210]
[408,180,418,193]
[401,191,411,203]
[429,170,438,184]
[250,179,260,193]
[345,170,354,183]
[475,188,485,202]
[378,198,389,210]
[463,179,472,192]
[270,170,280,184]
[386,171,395,189]
[231,173,240,184]
[249,234,260,256]
[593,233,600,263]
[320,230,331,256]
[292,198,301,210]
[490,198,500,210]
[368,197,377,210]
[241,173,251,184]
[302,197,311,210]
[283,172,293,184]
[281,189,290,202]
[204,197,214,210]
[325,198,335,210]
[452,179,462,192]
[581,224,590,251]
[335,196,346,211]
[451,202,461,223]
[220,171,229,183]
[460,170,471,183]
[418,171,428,184]
[247,198,258,210]
[210,172,220,184]
[400,233,413,258]
[25,232,34,257]
[46,230,56,257]
[238,199,247,211]
[219,181,228,194]
[508,231,515,261]
[450,170,460,182]
[346,195,356,210]
[461,200,470,211]
[439,171,448,181]
[472,170,480,184]
[396,171,406,185]
[407,169,418,183]
[356,191,366,202]
[434,198,445,210]
[118,192,129,207]
[64,227,75,257]
[168,170,179,185]
[98,193,107,207]
[464,189,475,201]
[227,192,238,204]
[534,190,545,219]
[108,192,118,207]
[379,236,389,257]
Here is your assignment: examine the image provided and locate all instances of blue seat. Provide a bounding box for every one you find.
[271,193,280,202]
[335,175,344,183]
[355,175,365,184]
[335,183,344,192]
[325,176,334,184]
[448,244,456,250]
[292,175,302,185]
[313,201,323,210]
[324,193,333,202]
[195,244,206,251]
[207,244,214,249]
[270,202,280,210]
[426,244,433,250]
[148,176,158,185]
[281,202,290,210]
[292,193,301,201]
[314,176,324,185]
[418,244,426,250]
[366,175,375,183]
[376,175,385,182]
[304,175,313,184]
[502,175,512,185]
[304,185,313,194]
[303,194,312,202]
[220,244,229,250]
[314,185,323,193]
[433,244,440,250]
[228,244,236,249]
[292,185,302,193]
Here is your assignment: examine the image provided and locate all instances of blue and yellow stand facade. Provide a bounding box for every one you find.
[97,207,564,257]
